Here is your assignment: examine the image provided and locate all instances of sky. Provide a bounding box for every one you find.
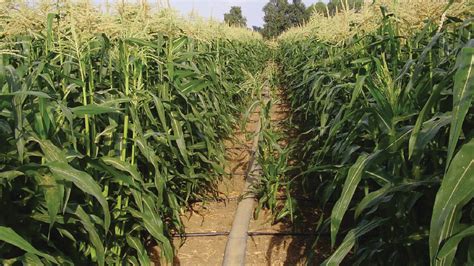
[169,0,323,27]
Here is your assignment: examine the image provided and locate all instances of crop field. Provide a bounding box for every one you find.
[0,1,267,264]
[275,1,473,265]
[0,0,472,265]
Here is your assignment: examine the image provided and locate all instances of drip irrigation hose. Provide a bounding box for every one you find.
[247,231,319,237]
[222,87,268,266]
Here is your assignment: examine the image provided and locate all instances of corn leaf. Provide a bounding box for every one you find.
[437,225,474,261]
[354,184,390,219]
[430,139,474,265]
[141,194,173,261]
[37,173,63,229]
[446,46,474,168]
[0,226,57,263]
[330,152,380,247]
[323,218,386,266]
[178,80,209,95]
[408,84,444,159]
[73,205,105,266]
[71,104,119,117]
[171,112,189,166]
[0,170,24,181]
[48,161,110,232]
[32,138,67,163]
[126,235,151,266]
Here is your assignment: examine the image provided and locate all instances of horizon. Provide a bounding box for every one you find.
[169,0,323,27]
[91,0,325,28]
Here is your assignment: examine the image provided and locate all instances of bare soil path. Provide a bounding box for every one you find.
[172,109,260,265]
[171,79,319,265]
[245,89,318,266]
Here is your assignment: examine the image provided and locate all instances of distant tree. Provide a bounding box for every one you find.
[287,0,309,26]
[306,1,328,17]
[326,0,364,16]
[261,0,289,38]
[224,6,247,27]
[252,26,262,33]
[261,0,308,39]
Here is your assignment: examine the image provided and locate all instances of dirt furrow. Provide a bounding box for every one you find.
[173,115,260,265]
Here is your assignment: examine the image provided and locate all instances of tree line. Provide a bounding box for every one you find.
[224,0,364,39]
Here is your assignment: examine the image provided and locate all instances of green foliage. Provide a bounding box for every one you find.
[0,226,58,264]
[253,66,295,222]
[224,6,247,27]
[0,5,268,265]
[306,0,364,18]
[326,0,364,15]
[430,139,474,266]
[276,8,473,265]
[306,1,328,17]
[262,0,309,39]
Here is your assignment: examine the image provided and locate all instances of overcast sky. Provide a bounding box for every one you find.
[169,0,323,27]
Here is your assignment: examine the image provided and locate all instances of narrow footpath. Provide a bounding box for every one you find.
[171,68,315,265]
[245,88,312,265]
[172,105,259,265]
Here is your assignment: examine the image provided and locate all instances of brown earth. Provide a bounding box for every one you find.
[171,114,259,266]
[164,88,324,266]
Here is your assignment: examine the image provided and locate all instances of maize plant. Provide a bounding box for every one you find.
[0,1,267,264]
[276,1,473,265]
[253,62,296,224]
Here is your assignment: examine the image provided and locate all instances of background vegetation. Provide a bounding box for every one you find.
[224,6,247,28]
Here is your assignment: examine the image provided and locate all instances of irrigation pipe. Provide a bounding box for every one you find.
[222,87,269,266]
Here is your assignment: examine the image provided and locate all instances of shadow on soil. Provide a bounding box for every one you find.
[261,93,332,265]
